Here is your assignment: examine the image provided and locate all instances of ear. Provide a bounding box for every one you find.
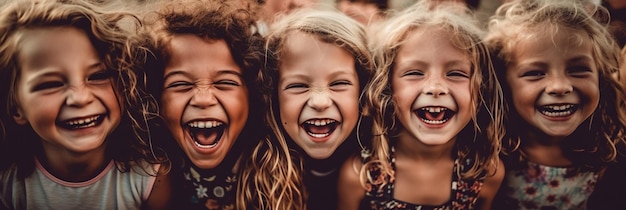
[12,108,27,125]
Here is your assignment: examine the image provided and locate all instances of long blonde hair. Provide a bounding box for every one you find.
[362,0,503,189]
[260,8,374,209]
[485,0,626,170]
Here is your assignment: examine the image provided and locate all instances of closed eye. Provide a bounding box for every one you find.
[32,81,64,92]
[568,66,593,77]
[214,79,241,90]
[88,70,113,82]
[285,83,308,90]
[401,70,424,77]
[165,81,193,90]
[447,70,469,79]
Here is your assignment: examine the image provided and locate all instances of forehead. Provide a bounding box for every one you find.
[511,24,593,60]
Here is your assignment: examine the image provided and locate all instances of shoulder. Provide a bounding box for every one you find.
[339,154,363,185]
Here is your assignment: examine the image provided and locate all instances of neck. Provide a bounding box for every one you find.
[395,131,455,163]
[522,131,571,167]
[39,143,109,182]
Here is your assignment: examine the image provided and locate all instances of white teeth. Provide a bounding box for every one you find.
[188,121,223,128]
[420,118,447,125]
[67,116,99,126]
[540,104,575,117]
[545,104,573,111]
[193,140,218,148]
[541,110,572,117]
[308,132,330,138]
[421,107,448,113]
[305,119,336,126]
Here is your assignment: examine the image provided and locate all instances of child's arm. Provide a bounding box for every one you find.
[337,154,366,210]
[476,159,505,210]
[144,168,172,210]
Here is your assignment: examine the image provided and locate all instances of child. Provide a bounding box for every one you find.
[261,8,373,210]
[141,0,304,209]
[0,0,171,209]
[338,1,505,209]
[484,0,626,209]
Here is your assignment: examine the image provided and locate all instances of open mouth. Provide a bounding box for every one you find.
[301,119,339,138]
[537,104,578,117]
[416,106,456,125]
[186,120,226,148]
[59,114,105,129]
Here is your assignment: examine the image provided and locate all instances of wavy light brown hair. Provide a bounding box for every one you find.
[361,0,504,189]
[260,8,374,209]
[485,0,626,170]
[0,0,165,177]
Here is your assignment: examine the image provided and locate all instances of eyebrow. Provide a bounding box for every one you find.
[163,69,243,81]
[396,60,471,69]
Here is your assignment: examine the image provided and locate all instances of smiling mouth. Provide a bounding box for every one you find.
[302,119,339,138]
[59,114,105,129]
[538,104,578,117]
[416,107,455,125]
[186,120,226,148]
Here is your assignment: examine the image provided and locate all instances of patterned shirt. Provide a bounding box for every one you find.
[361,147,484,210]
[180,165,237,210]
[498,161,599,210]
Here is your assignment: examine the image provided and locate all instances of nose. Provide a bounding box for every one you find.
[307,88,332,111]
[422,77,449,97]
[190,87,218,108]
[546,75,573,96]
[66,86,94,107]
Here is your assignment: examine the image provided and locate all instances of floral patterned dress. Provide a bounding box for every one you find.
[360,147,484,210]
[498,161,599,210]
[181,165,237,210]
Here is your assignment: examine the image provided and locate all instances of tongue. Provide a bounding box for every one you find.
[425,111,445,121]
[195,129,218,145]
[305,124,331,134]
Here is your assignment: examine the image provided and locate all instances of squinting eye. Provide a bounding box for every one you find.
[447,71,469,78]
[215,80,240,86]
[88,71,113,82]
[402,70,424,77]
[33,81,64,91]
[285,83,307,90]
[165,81,193,89]
[521,71,545,77]
[330,80,352,87]
[569,66,592,75]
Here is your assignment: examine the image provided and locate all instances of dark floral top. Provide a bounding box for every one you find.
[498,161,599,210]
[360,147,484,210]
[181,165,237,210]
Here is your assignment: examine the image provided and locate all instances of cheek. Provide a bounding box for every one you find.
[224,92,249,127]
[160,94,185,125]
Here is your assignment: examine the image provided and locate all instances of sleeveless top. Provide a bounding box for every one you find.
[0,158,159,210]
[180,164,237,210]
[361,147,484,210]
[498,161,599,210]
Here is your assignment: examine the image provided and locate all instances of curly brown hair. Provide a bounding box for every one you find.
[140,0,303,209]
[0,0,165,177]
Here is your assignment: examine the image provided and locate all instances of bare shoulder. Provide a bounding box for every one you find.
[477,158,505,210]
[338,154,366,210]
[144,164,172,210]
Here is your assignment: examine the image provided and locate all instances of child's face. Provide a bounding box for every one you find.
[13,27,121,153]
[161,35,248,169]
[392,27,472,145]
[278,32,359,159]
[506,26,599,138]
